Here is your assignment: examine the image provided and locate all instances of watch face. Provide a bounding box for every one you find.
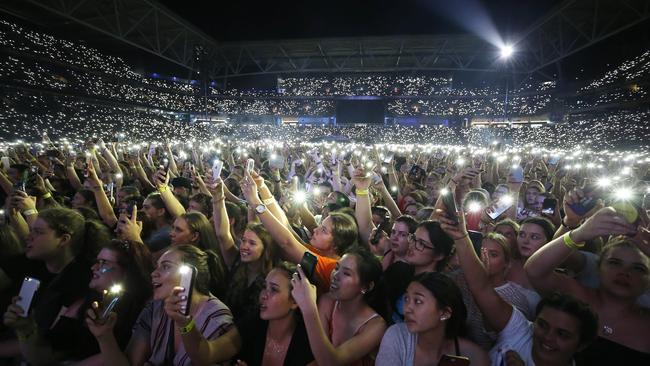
[256,204,266,214]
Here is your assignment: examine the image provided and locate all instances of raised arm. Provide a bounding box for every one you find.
[352,169,374,246]
[86,162,118,228]
[525,207,636,298]
[210,179,239,269]
[152,168,186,219]
[437,207,513,332]
[240,171,307,264]
[292,267,386,366]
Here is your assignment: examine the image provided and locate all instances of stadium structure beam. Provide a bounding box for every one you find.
[16,0,222,76]
[515,0,650,73]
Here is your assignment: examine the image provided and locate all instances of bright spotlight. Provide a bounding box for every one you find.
[500,44,514,58]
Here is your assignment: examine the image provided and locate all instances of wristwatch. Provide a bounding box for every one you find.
[254,204,267,215]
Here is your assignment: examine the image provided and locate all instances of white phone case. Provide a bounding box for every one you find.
[178,265,196,316]
[212,160,223,184]
[17,277,40,317]
[246,158,255,172]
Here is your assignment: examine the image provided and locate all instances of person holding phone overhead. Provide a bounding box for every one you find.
[86,245,241,366]
[437,208,599,366]
[525,207,650,364]
[211,170,278,321]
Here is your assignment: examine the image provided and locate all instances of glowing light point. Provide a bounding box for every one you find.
[500,44,514,58]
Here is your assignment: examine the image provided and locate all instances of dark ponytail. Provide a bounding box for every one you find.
[205,249,227,298]
[171,245,227,298]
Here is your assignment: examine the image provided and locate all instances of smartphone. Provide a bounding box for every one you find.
[84,152,92,178]
[178,264,197,316]
[568,183,599,216]
[212,159,223,184]
[246,158,255,173]
[159,158,170,173]
[16,277,40,317]
[298,252,318,283]
[438,354,470,366]
[0,209,6,224]
[441,189,459,225]
[510,165,524,183]
[487,195,514,220]
[542,198,557,216]
[370,218,391,246]
[101,284,123,320]
[468,230,484,256]
[548,156,560,165]
[383,153,394,164]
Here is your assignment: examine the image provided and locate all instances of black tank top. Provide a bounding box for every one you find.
[576,336,650,366]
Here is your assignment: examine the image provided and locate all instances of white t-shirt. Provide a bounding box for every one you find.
[489,307,536,366]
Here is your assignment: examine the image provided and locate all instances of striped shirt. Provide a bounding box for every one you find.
[132,297,234,366]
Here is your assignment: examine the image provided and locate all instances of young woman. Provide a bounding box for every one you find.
[291,248,388,366]
[239,170,358,292]
[480,233,537,319]
[506,216,555,289]
[235,262,315,366]
[525,207,650,364]
[376,272,489,366]
[382,215,418,269]
[86,245,241,366]
[404,220,455,275]
[2,207,111,365]
[170,212,220,253]
[438,208,599,366]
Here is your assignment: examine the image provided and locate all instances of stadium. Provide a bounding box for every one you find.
[0,0,648,150]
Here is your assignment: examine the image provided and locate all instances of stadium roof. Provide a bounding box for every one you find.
[1,0,648,80]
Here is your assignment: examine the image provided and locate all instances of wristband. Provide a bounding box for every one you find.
[179,317,195,334]
[563,231,585,250]
[41,192,52,200]
[22,209,38,216]
[262,197,275,205]
[157,184,169,193]
[356,189,369,196]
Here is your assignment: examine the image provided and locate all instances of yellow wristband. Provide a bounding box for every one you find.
[41,192,52,200]
[356,189,369,196]
[179,317,195,334]
[22,209,38,216]
[563,232,585,250]
[157,184,169,193]
[262,197,275,205]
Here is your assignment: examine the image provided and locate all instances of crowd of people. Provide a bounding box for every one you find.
[0,15,650,366]
[0,135,647,366]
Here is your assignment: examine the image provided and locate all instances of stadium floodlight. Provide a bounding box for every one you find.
[500,44,514,59]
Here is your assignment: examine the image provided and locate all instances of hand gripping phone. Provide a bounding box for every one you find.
[568,183,599,216]
[487,195,514,220]
[542,198,557,216]
[298,252,318,283]
[178,264,197,316]
[246,158,255,173]
[212,159,223,186]
[101,284,124,320]
[441,189,459,225]
[17,277,40,316]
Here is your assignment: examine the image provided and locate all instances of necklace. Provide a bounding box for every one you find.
[602,325,614,336]
[264,336,288,355]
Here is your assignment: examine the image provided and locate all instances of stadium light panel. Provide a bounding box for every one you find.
[500,44,514,58]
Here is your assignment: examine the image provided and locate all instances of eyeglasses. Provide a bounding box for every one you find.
[408,234,435,252]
